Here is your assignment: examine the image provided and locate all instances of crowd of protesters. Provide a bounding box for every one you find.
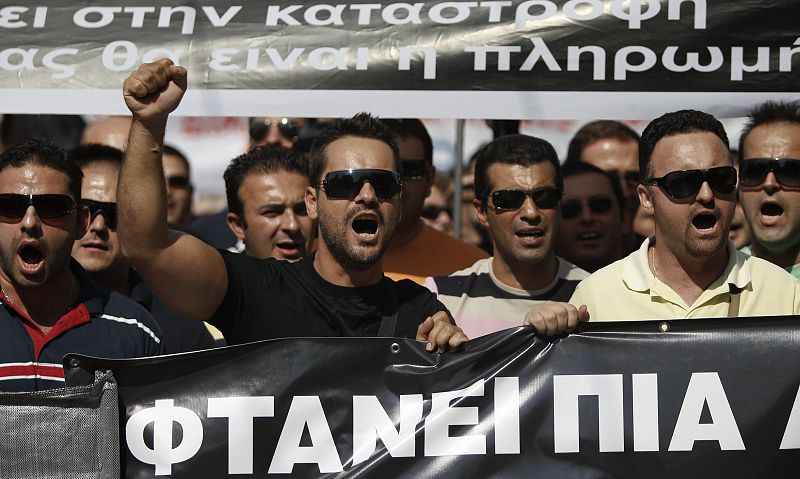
[0,58,797,392]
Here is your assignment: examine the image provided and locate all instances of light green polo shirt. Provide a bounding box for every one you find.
[740,244,800,280]
[570,237,800,321]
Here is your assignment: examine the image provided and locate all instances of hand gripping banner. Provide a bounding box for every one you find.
[63,316,800,478]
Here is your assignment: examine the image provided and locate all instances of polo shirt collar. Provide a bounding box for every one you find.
[622,236,751,294]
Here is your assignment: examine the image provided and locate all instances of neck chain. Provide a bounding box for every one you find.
[1,278,77,313]
[649,244,659,281]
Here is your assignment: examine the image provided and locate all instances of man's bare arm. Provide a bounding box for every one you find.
[118,59,227,320]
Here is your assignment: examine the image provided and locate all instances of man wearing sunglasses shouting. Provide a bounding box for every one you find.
[737,101,800,279]
[118,59,465,351]
[547,109,800,325]
[0,140,163,391]
[426,135,590,338]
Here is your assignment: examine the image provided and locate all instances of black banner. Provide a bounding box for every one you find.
[0,1,797,118]
[65,316,800,478]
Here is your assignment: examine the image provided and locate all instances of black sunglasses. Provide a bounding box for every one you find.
[421,205,452,220]
[0,193,76,219]
[167,175,190,189]
[83,199,117,229]
[401,160,429,180]
[489,187,562,212]
[739,157,800,188]
[642,166,737,200]
[249,117,300,143]
[561,197,614,219]
[318,169,402,201]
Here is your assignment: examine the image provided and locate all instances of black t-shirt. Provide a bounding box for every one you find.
[210,251,449,345]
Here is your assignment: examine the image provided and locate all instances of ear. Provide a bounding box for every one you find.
[638,183,654,211]
[226,211,246,241]
[424,164,435,198]
[77,204,90,238]
[473,198,490,228]
[306,186,319,221]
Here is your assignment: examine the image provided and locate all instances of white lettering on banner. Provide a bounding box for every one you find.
[101,41,182,72]
[207,397,275,475]
[668,372,745,451]
[122,7,156,28]
[563,0,604,21]
[305,4,346,26]
[662,46,724,72]
[428,2,478,24]
[73,7,121,28]
[0,6,47,28]
[780,38,800,72]
[730,46,771,81]
[210,48,240,71]
[465,46,523,71]
[382,3,424,25]
[42,48,78,79]
[780,385,800,449]
[126,399,204,476]
[352,394,423,464]
[520,37,562,72]
[554,372,745,453]
[264,48,305,70]
[610,0,660,29]
[253,1,707,29]
[668,0,706,29]
[268,396,344,473]
[479,1,513,22]
[202,6,242,27]
[307,47,350,71]
[157,6,195,35]
[125,377,520,475]
[567,45,606,80]
[553,374,625,453]
[398,46,437,79]
[614,45,657,80]
[425,380,486,456]
[0,48,38,71]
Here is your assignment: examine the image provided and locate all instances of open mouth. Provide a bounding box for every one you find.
[761,203,784,218]
[692,213,718,230]
[577,232,601,241]
[352,217,379,236]
[19,244,43,267]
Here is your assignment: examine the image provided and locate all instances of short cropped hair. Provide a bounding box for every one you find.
[224,145,309,216]
[565,120,640,166]
[639,110,729,179]
[309,112,400,185]
[68,143,124,168]
[163,144,191,174]
[738,101,800,162]
[0,139,82,201]
[474,134,562,206]
[380,118,434,165]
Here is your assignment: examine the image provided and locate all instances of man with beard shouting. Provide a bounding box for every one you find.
[117,59,466,350]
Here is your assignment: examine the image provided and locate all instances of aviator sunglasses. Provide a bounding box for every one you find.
[561,197,614,219]
[739,157,800,188]
[642,166,737,200]
[488,187,562,213]
[318,169,402,200]
[83,199,117,229]
[0,193,76,220]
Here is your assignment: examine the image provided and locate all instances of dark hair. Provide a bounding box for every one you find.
[738,101,800,163]
[561,162,625,216]
[163,144,191,174]
[309,112,400,184]
[224,145,309,216]
[380,118,434,165]
[474,134,562,205]
[68,143,124,167]
[565,120,640,166]
[0,139,83,201]
[639,110,730,179]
